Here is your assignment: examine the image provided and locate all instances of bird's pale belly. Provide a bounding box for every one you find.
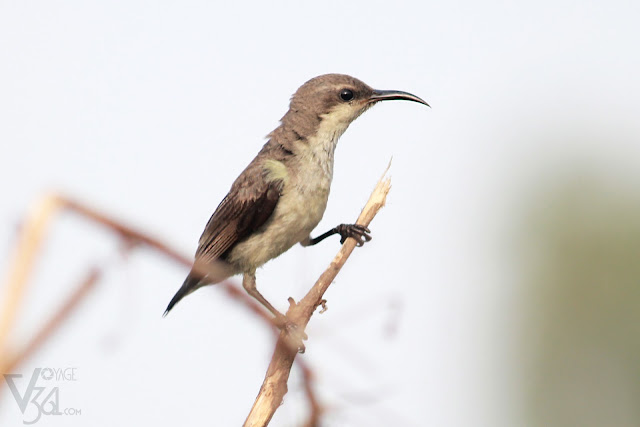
[226,180,330,272]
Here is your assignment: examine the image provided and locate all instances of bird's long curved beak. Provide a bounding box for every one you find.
[369,89,430,107]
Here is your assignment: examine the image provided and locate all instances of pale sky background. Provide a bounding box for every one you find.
[1,1,639,426]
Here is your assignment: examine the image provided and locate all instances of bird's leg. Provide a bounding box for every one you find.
[302,224,372,247]
[242,271,283,318]
[242,272,307,351]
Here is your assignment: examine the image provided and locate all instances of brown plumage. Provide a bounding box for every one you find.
[164,74,428,316]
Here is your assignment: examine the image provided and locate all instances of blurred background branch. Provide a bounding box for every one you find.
[0,193,324,424]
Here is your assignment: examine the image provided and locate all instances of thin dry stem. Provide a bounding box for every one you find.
[0,195,277,376]
[0,194,63,357]
[299,362,322,427]
[244,165,392,427]
[1,268,100,375]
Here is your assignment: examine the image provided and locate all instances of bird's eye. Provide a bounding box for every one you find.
[340,89,354,101]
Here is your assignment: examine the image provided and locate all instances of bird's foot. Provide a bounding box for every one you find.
[337,224,372,246]
[274,313,308,353]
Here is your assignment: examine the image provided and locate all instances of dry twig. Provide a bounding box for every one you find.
[1,268,100,375]
[244,166,392,426]
[0,195,282,375]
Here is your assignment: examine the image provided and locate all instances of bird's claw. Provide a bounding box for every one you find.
[274,314,308,353]
[337,224,372,246]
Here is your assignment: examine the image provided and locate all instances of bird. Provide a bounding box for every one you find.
[164,73,428,320]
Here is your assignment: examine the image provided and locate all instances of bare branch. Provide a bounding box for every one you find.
[244,165,392,426]
[0,194,63,357]
[1,268,100,375]
[299,361,322,427]
[0,195,278,376]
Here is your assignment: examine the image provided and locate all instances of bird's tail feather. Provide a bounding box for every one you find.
[163,272,203,316]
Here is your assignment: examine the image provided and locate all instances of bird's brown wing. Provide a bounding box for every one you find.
[164,142,292,316]
[164,178,281,317]
[195,175,283,264]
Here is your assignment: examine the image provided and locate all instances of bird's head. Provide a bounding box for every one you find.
[279,74,428,146]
